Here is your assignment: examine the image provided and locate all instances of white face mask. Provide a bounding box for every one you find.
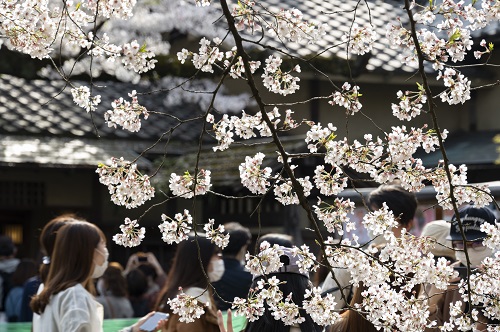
[455,248,493,267]
[92,247,109,279]
[208,259,225,282]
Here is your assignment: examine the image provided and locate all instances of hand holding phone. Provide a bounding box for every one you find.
[139,312,169,332]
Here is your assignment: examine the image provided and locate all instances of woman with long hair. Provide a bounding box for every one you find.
[30,220,154,332]
[155,235,223,332]
[20,214,79,322]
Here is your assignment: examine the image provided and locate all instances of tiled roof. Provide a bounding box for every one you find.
[0,74,205,167]
[0,74,204,141]
[253,0,418,73]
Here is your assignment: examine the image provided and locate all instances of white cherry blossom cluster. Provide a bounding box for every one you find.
[270,293,305,326]
[359,283,431,332]
[386,126,434,163]
[245,241,285,276]
[436,68,471,105]
[313,165,347,196]
[167,289,207,323]
[96,157,155,208]
[158,210,193,244]
[121,41,157,74]
[239,153,273,194]
[1,1,157,72]
[232,288,266,322]
[232,0,261,33]
[203,219,230,249]
[112,218,145,247]
[177,37,224,73]
[83,0,137,19]
[324,135,384,175]
[208,114,234,152]
[481,222,500,250]
[441,301,476,332]
[273,176,312,206]
[169,169,212,198]
[464,252,500,322]
[261,55,301,96]
[378,230,455,291]
[0,0,58,59]
[342,23,378,55]
[362,203,398,238]
[290,245,319,274]
[305,123,337,153]
[71,86,101,113]
[267,8,327,44]
[329,82,362,115]
[303,287,341,326]
[105,90,149,132]
[324,238,389,286]
[429,163,492,210]
[391,87,427,121]
[224,53,261,79]
[313,197,356,235]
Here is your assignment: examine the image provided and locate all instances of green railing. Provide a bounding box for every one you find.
[0,313,246,332]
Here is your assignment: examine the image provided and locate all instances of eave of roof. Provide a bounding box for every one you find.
[416,130,500,167]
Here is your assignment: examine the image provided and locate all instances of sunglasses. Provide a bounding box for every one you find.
[451,240,486,251]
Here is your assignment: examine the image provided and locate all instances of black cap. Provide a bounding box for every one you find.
[448,206,497,241]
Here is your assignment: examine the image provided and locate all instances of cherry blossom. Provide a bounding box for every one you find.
[112,218,146,247]
[204,219,230,249]
[105,90,149,132]
[167,288,207,323]
[342,23,378,55]
[169,169,212,198]
[328,82,362,115]
[239,153,273,195]
[261,55,301,96]
[158,210,193,244]
[96,157,155,208]
[71,86,101,113]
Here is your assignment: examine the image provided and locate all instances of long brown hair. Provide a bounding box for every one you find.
[31,220,105,314]
[155,236,217,312]
[38,214,82,283]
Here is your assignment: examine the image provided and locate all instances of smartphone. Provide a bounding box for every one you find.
[138,256,148,262]
[140,312,169,332]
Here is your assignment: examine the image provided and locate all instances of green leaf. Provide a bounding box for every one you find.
[448,29,461,44]
[139,42,147,53]
[75,2,81,10]
[489,42,494,52]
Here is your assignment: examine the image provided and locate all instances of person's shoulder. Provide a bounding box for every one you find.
[56,284,93,304]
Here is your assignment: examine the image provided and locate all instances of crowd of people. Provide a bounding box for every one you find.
[0,183,498,331]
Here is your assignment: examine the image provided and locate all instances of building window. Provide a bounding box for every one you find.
[0,181,45,207]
